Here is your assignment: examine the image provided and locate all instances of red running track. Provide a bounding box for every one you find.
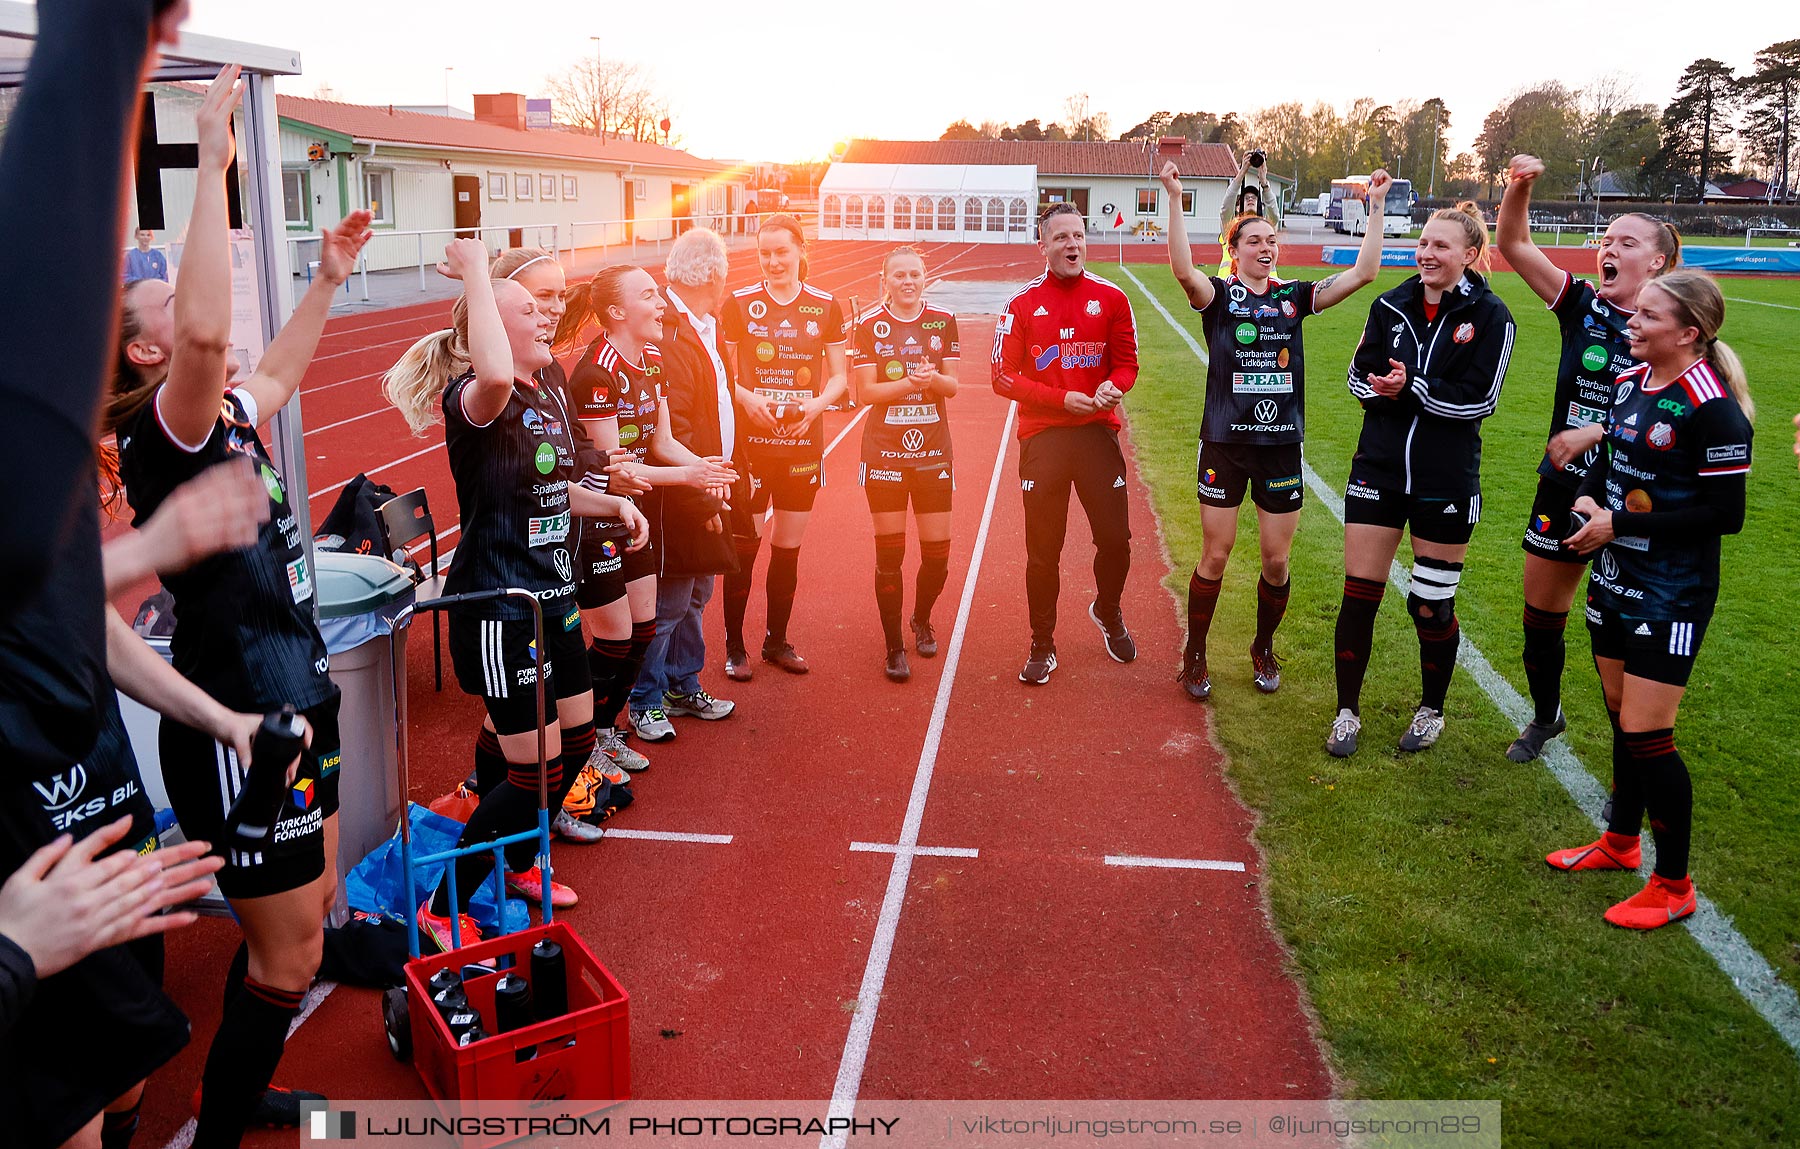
[133,244,1331,1146]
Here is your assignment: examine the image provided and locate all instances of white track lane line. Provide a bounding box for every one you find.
[822,400,1017,1148]
[1725,295,1800,311]
[309,443,444,502]
[1118,262,1800,1060]
[599,829,733,844]
[1105,855,1246,872]
[848,842,979,858]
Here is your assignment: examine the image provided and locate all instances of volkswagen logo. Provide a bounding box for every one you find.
[31,765,87,811]
[553,548,572,582]
[1254,399,1279,424]
[901,428,926,452]
[1599,550,1619,581]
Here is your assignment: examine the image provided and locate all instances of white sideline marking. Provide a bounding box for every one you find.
[849,842,979,858]
[1105,854,1246,872]
[158,980,339,1149]
[1119,263,1800,1061]
[310,405,402,435]
[600,828,733,845]
[1725,295,1800,311]
[310,443,443,502]
[822,400,1017,1147]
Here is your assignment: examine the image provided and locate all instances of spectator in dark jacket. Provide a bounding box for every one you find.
[628,228,741,726]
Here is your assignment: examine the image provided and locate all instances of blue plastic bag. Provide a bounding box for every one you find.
[344,802,531,938]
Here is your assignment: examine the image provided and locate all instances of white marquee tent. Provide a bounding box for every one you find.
[817,162,1037,244]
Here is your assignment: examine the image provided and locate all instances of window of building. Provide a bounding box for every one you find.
[1182,189,1196,215]
[987,197,1006,232]
[867,195,885,230]
[1136,187,1157,215]
[539,174,556,201]
[823,194,841,229]
[563,175,578,200]
[282,169,310,229]
[364,169,392,225]
[845,195,863,230]
[488,172,508,200]
[1008,197,1029,233]
[936,196,956,231]
[963,197,984,232]
[893,195,912,231]
[515,172,533,201]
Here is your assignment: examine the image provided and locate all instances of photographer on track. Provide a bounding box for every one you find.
[1219,148,1283,273]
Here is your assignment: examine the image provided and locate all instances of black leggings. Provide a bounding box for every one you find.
[1018,424,1132,643]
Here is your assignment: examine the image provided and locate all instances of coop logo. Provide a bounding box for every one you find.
[797,304,825,316]
[32,766,87,811]
[747,300,768,320]
[901,428,926,452]
[1657,397,1688,416]
[1254,400,1280,424]
[921,319,948,330]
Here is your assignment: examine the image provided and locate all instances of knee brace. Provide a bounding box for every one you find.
[1407,557,1463,634]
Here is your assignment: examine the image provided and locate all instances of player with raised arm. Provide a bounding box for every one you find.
[1327,203,1516,756]
[851,247,961,681]
[1546,272,1754,929]
[719,214,848,678]
[1496,153,1681,763]
[1161,162,1391,700]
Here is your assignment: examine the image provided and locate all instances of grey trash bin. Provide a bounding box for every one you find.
[315,551,416,923]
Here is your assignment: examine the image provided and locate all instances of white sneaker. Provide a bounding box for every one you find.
[552,809,605,843]
[663,688,735,721]
[630,707,676,743]
[595,728,647,774]
[1398,706,1445,752]
[1325,708,1361,757]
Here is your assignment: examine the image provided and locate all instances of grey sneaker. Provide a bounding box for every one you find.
[1506,711,1566,763]
[1019,640,1057,685]
[595,728,647,774]
[630,707,676,743]
[1325,708,1361,757]
[1088,601,1137,663]
[663,688,735,721]
[1398,706,1445,752]
[552,808,605,843]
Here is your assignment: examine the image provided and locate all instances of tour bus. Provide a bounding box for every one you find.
[1327,176,1414,236]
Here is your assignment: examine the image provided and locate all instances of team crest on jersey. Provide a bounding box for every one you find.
[1085,299,1102,316]
[1647,422,1675,450]
[929,335,942,351]
[1453,322,1474,344]
[1281,300,1296,317]
[873,320,891,339]
[748,299,768,320]
[806,320,820,338]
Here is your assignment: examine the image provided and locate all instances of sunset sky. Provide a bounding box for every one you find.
[174,1,1786,166]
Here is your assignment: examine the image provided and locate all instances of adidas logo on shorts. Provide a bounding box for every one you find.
[1112,476,1125,488]
[1443,504,1458,514]
[1634,623,1652,636]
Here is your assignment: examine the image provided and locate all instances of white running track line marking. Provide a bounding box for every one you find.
[821,400,1017,1147]
[1118,263,1800,1061]
[599,828,734,844]
[1725,295,1800,311]
[849,842,980,858]
[1104,854,1247,872]
[309,443,443,502]
[158,980,339,1149]
[309,404,402,435]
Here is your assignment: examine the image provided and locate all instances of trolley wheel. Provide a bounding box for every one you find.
[382,985,412,1062]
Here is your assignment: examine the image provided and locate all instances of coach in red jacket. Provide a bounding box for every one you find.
[993,202,1141,685]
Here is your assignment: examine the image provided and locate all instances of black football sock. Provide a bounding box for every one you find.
[723,534,761,650]
[874,532,906,652]
[765,545,801,647]
[1628,727,1692,880]
[1334,576,1386,715]
[193,978,306,1149]
[586,636,632,731]
[1522,605,1569,726]
[1253,574,1291,651]
[1186,572,1223,662]
[915,537,951,623]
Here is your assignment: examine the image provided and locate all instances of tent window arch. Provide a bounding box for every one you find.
[987,197,1007,232]
[894,195,912,230]
[1008,197,1029,233]
[917,197,935,232]
[936,196,956,231]
[845,194,863,230]
[823,194,842,229]
[867,194,885,230]
[964,196,984,232]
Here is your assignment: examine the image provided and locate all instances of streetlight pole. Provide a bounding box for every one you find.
[443,66,453,113]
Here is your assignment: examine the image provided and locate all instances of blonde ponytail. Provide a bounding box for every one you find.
[1709,339,1753,420]
[384,292,473,434]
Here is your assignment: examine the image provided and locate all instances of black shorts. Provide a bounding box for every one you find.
[744,451,823,514]
[448,605,591,735]
[577,533,629,609]
[1522,474,1587,564]
[160,691,341,900]
[1196,441,1305,513]
[860,460,954,514]
[1585,599,1709,687]
[1343,479,1482,545]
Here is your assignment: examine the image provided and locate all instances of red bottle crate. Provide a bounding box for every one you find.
[405,919,629,1137]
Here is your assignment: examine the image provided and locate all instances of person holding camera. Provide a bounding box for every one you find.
[1219,149,1283,273]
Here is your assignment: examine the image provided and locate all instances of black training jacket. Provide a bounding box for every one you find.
[1345,269,1515,498]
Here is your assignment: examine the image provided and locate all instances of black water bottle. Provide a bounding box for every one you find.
[494,973,536,1061]
[428,968,464,998]
[223,707,306,844]
[530,938,567,1021]
[430,984,469,1021]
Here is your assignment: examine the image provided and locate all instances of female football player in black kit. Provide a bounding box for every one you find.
[719,214,849,678]
[561,267,736,748]
[1548,272,1753,930]
[107,67,372,1144]
[385,238,647,944]
[1159,162,1390,700]
[1327,202,1516,757]
[851,247,961,682]
[1497,153,1681,762]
